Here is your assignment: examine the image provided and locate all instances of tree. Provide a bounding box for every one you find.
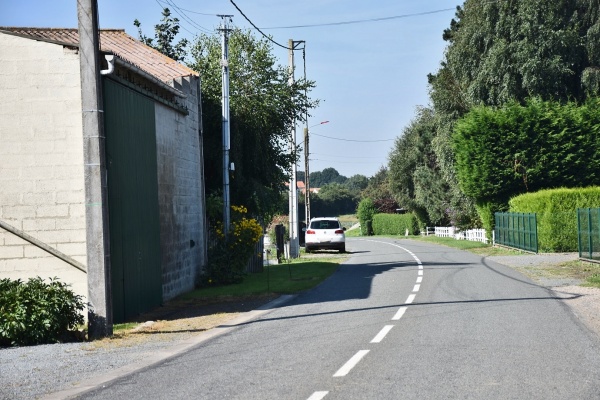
[188,29,318,221]
[344,174,368,196]
[429,0,600,115]
[134,8,188,62]
[388,108,450,225]
[361,167,398,214]
[310,167,347,188]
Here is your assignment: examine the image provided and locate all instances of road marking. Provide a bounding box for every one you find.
[418,269,423,276]
[416,276,423,283]
[371,325,394,343]
[307,391,329,400]
[392,306,407,320]
[412,284,421,292]
[334,350,370,377]
[405,293,416,304]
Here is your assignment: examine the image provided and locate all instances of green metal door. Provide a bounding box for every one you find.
[103,78,162,323]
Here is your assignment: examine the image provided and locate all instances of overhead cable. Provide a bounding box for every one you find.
[262,8,456,29]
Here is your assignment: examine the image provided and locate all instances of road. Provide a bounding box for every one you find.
[79,238,600,399]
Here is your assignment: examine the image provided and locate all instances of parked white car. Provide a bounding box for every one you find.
[304,217,346,253]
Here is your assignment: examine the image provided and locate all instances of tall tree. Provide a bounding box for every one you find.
[134,8,188,62]
[188,29,318,220]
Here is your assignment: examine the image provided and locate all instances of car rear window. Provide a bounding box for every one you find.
[311,220,340,229]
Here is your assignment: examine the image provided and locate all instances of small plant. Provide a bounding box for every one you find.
[0,277,85,347]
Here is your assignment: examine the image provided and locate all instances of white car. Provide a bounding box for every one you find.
[304,217,346,253]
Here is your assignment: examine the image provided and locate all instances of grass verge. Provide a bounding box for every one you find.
[181,257,344,300]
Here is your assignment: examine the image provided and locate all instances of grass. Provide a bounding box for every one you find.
[180,257,344,300]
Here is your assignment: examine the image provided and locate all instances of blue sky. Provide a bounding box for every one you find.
[1,0,462,179]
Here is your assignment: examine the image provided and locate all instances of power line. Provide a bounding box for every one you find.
[312,133,395,143]
[262,8,456,30]
[229,0,302,51]
[159,0,214,35]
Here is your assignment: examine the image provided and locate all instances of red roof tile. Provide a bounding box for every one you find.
[0,27,197,83]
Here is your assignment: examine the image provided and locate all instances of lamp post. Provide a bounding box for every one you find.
[304,121,329,226]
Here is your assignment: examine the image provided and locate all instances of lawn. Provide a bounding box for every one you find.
[180,257,344,300]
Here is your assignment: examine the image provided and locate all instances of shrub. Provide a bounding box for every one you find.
[203,205,263,286]
[372,213,419,236]
[0,277,85,347]
[509,187,600,252]
[357,198,376,236]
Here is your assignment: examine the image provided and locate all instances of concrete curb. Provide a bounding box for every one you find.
[43,294,296,399]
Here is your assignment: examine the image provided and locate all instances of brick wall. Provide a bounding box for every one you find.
[0,34,88,300]
[155,76,207,301]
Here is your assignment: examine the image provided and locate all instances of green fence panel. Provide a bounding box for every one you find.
[494,212,538,253]
[577,208,600,261]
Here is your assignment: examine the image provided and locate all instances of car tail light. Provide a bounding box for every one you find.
[335,229,344,234]
[306,230,316,235]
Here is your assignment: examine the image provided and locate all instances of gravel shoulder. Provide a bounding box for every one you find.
[1,250,600,399]
[488,252,600,340]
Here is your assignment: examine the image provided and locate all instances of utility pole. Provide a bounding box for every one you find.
[219,15,233,235]
[303,126,310,225]
[288,39,304,259]
[304,121,328,227]
[77,0,112,338]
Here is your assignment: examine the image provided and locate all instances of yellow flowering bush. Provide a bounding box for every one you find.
[204,205,263,285]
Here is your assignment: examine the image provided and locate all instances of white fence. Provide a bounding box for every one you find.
[430,226,490,244]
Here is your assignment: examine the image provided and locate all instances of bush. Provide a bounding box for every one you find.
[372,213,419,236]
[357,198,376,236]
[509,187,600,252]
[0,277,85,347]
[203,205,263,286]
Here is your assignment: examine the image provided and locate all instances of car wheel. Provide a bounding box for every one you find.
[339,245,345,253]
[305,246,312,253]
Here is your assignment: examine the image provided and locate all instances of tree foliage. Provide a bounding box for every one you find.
[188,29,318,221]
[310,167,347,188]
[453,97,600,206]
[429,0,600,116]
[388,108,450,225]
[134,8,188,62]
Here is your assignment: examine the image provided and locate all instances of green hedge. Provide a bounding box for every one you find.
[509,187,600,252]
[0,277,85,347]
[372,213,419,236]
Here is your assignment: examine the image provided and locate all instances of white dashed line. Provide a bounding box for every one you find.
[371,325,394,343]
[307,391,329,400]
[405,293,416,304]
[333,350,370,377]
[416,276,423,283]
[392,306,407,320]
[413,284,421,292]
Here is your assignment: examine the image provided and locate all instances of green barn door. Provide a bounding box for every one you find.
[103,78,162,323]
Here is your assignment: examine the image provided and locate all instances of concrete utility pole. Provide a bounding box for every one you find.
[219,16,233,236]
[303,127,310,225]
[77,0,112,338]
[288,39,304,259]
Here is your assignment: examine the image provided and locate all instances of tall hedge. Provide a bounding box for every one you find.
[372,213,419,236]
[509,187,600,252]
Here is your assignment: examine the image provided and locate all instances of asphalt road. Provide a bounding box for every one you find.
[78,238,600,399]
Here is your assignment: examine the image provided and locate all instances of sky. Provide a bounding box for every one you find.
[0,0,463,179]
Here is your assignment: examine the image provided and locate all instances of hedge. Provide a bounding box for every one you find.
[372,213,419,236]
[509,187,600,252]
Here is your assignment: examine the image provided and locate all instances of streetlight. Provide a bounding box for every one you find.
[304,121,329,226]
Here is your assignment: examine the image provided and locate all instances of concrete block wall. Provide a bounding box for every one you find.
[0,34,88,300]
[155,75,207,301]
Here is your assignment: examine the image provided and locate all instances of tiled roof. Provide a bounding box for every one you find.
[0,27,197,83]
